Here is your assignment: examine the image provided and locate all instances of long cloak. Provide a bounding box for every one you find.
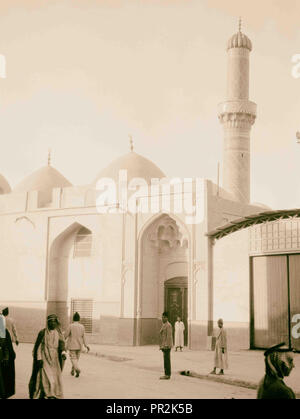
[28,328,65,399]
[257,375,296,399]
[214,327,228,369]
[174,321,185,347]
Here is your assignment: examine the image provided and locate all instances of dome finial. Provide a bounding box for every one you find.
[227,18,252,51]
[48,148,51,166]
[129,135,134,152]
[238,16,242,33]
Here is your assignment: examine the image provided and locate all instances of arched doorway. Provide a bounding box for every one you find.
[164,277,188,345]
[47,222,94,331]
[137,214,189,345]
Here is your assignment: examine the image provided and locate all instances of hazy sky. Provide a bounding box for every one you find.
[0,0,299,209]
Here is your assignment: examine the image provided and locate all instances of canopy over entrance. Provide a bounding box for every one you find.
[206,209,300,240]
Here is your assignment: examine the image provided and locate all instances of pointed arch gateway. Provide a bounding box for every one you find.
[47,222,93,331]
[136,214,190,346]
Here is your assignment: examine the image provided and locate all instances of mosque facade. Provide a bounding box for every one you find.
[0,25,299,351]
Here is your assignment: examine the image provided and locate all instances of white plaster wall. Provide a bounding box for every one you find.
[122,213,136,318]
[140,239,159,317]
[195,265,208,321]
[0,214,48,302]
[68,257,101,299]
[192,221,208,322]
[123,269,135,317]
[0,192,27,213]
[213,228,250,322]
[100,214,123,303]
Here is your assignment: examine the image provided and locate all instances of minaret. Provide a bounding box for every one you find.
[218,19,257,203]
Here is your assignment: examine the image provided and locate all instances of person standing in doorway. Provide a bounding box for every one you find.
[65,312,89,378]
[210,318,228,375]
[174,316,185,352]
[2,308,18,346]
[159,312,173,380]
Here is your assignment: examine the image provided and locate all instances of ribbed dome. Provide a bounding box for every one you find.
[14,165,72,193]
[227,31,252,51]
[0,174,11,194]
[93,151,166,184]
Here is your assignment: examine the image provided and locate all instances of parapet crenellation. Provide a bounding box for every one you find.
[0,185,99,214]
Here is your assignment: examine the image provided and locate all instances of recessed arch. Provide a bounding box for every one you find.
[138,212,191,244]
[73,226,92,258]
[47,222,94,331]
[136,213,190,346]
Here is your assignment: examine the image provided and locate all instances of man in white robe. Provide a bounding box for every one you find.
[174,317,185,351]
[210,318,228,375]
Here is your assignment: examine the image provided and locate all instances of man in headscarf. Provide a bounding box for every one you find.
[65,312,89,378]
[210,318,228,375]
[28,314,67,399]
[2,308,19,346]
[0,313,16,399]
[257,342,295,399]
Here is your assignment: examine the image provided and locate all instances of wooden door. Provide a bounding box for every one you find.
[251,256,289,348]
[288,255,300,351]
[165,277,188,346]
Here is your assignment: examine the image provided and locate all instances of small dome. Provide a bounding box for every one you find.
[227,31,252,51]
[0,174,11,194]
[93,151,166,185]
[14,165,72,193]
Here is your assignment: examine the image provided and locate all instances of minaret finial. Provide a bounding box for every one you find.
[129,135,134,152]
[48,148,51,166]
[238,16,242,32]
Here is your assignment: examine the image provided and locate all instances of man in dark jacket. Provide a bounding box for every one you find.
[257,342,295,399]
[159,312,173,380]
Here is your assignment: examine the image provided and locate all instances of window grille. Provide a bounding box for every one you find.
[249,219,300,254]
[71,299,93,334]
[73,227,92,258]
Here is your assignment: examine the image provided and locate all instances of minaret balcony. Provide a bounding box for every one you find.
[217,100,257,118]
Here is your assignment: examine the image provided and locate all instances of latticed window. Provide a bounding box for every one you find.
[71,299,93,334]
[73,227,92,258]
[249,219,300,254]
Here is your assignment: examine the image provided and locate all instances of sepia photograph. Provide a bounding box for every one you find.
[0,0,299,405]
